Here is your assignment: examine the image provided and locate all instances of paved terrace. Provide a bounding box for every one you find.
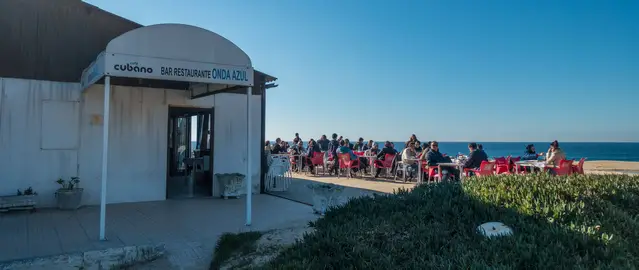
[267,172,416,205]
[0,195,317,267]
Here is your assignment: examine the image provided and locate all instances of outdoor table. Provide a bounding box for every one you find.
[515,160,548,173]
[437,162,465,180]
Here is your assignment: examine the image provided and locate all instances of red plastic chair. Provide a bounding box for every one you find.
[572,158,586,174]
[337,153,361,178]
[494,157,509,174]
[509,156,522,173]
[468,161,496,177]
[309,151,325,175]
[374,154,395,177]
[550,159,574,176]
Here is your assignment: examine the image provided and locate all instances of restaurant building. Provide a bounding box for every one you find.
[0,0,274,215]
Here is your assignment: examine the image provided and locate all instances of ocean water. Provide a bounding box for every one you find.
[274,141,639,162]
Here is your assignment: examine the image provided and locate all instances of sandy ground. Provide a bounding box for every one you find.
[584,161,639,174]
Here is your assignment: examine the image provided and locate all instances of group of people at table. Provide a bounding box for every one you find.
[264,133,572,182]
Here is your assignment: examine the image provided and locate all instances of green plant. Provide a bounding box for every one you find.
[263,174,639,269]
[16,187,37,196]
[56,177,80,190]
[210,231,263,270]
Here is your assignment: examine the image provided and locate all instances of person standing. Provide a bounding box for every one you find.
[317,135,330,152]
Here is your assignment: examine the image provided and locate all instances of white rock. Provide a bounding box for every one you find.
[477,222,513,238]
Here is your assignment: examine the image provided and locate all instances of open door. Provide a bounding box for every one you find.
[167,106,213,199]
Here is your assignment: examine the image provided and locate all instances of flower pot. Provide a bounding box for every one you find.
[55,188,83,210]
[215,173,246,199]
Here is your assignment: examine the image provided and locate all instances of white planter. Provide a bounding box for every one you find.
[0,194,38,212]
[215,173,246,199]
[55,188,83,210]
[309,184,344,215]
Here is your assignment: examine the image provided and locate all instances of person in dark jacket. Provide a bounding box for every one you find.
[414,140,423,152]
[271,138,284,154]
[328,133,341,175]
[353,137,366,151]
[521,144,540,160]
[317,135,330,152]
[374,141,399,178]
[425,141,458,181]
[462,142,489,173]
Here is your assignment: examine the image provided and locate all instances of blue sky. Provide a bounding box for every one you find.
[86,0,638,142]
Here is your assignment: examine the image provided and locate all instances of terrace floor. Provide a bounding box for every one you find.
[0,195,317,268]
[266,172,416,205]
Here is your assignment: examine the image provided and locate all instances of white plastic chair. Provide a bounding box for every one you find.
[265,155,292,192]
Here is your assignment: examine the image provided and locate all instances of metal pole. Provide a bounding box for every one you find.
[246,86,252,226]
[99,76,111,240]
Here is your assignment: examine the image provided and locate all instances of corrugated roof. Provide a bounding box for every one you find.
[0,0,276,84]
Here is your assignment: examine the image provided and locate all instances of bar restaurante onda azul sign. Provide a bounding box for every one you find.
[106,54,254,86]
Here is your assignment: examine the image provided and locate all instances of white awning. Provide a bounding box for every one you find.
[86,23,257,241]
[80,23,254,90]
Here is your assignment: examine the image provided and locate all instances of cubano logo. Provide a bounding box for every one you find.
[113,62,153,74]
[211,68,249,82]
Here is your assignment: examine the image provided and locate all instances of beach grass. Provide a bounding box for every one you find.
[262,173,639,269]
[209,231,263,270]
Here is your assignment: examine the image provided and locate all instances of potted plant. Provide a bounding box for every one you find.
[0,187,38,212]
[307,183,344,215]
[215,173,246,199]
[55,177,83,210]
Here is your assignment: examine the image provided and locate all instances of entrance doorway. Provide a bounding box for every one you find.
[166,106,214,199]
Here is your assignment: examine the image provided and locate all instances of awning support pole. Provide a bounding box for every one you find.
[246,86,252,226]
[99,76,111,240]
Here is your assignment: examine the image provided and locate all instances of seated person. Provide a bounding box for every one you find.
[353,138,366,151]
[363,140,374,151]
[522,144,541,160]
[419,142,431,160]
[270,138,284,154]
[366,143,380,156]
[289,141,305,171]
[337,140,363,176]
[374,141,398,178]
[414,140,423,152]
[344,139,354,150]
[462,142,489,175]
[546,140,566,167]
[305,140,322,174]
[425,141,459,181]
[521,144,542,172]
[401,142,419,180]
